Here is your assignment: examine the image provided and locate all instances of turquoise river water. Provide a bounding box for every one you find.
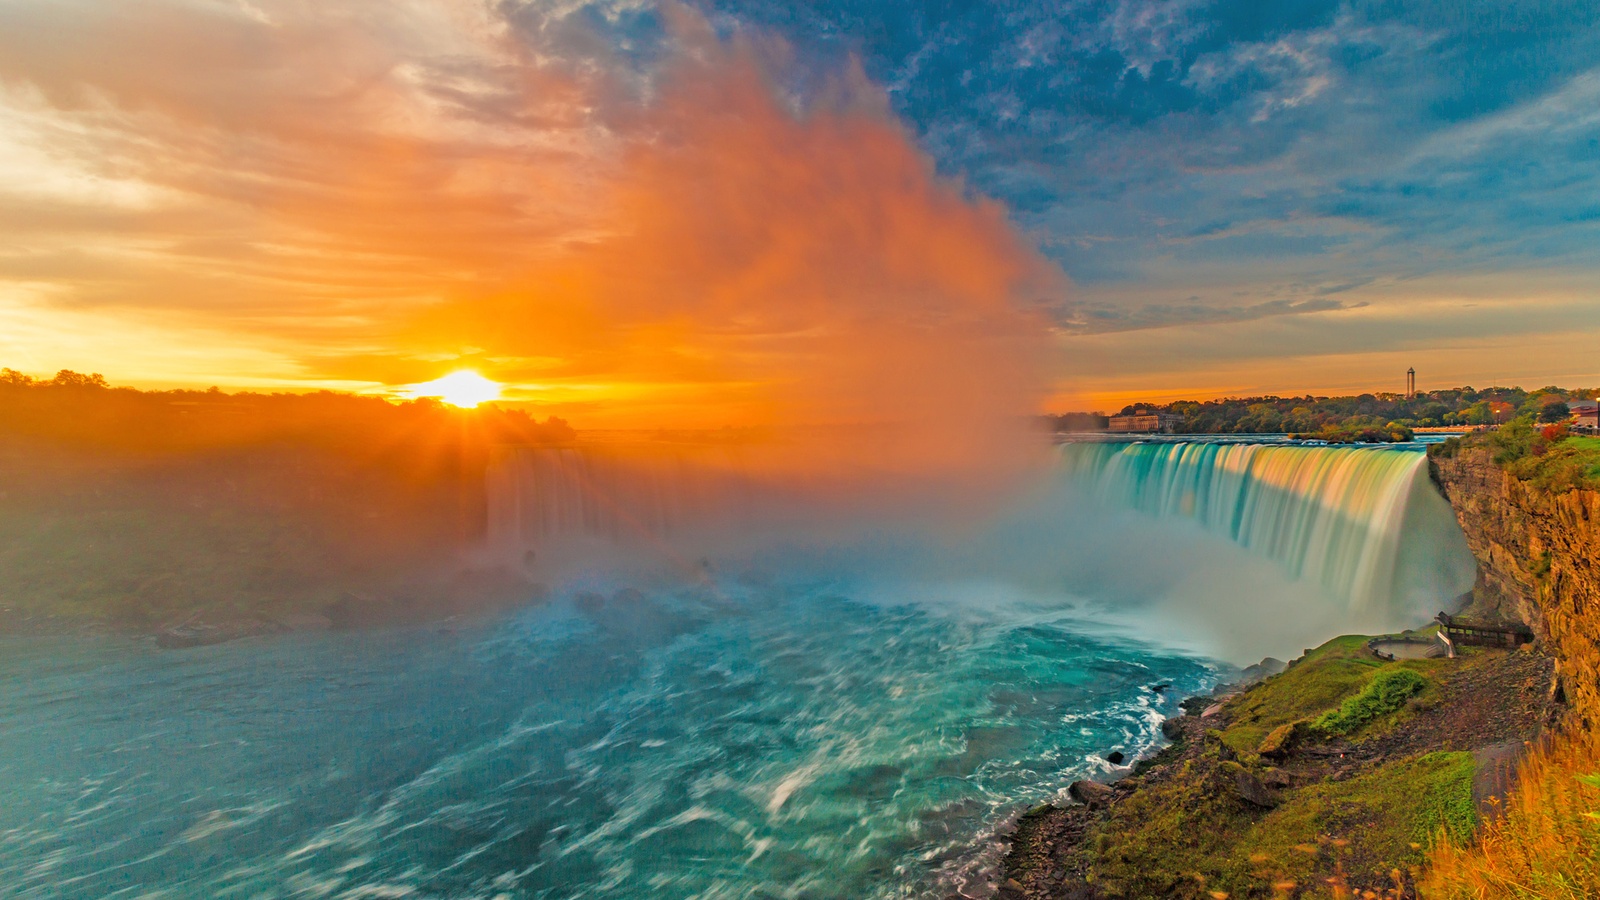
[0,441,1474,899]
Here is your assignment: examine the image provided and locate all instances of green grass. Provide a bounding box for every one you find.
[1220,635,1460,754]
[1443,425,1600,491]
[1082,755,1258,897]
[1070,633,1518,898]
[1313,669,1429,735]
[1240,752,1477,887]
[1508,434,1600,492]
[1219,635,1386,752]
[1424,732,1600,900]
[1082,748,1478,898]
[1566,435,1600,483]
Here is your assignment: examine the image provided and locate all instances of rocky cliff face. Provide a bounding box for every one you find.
[1430,446,1600,725]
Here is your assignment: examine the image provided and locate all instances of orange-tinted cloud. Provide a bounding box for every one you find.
[411,23,1056,470]
[0,1,1060,480]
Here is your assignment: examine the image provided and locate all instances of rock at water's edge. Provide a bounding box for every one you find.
[1068,780,1115,808]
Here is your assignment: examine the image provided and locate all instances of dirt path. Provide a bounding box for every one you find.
[1471,740,1524,819]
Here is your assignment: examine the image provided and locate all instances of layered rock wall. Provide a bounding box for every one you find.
[1430,446,1600,725]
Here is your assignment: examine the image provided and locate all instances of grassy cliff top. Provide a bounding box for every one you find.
[1432,425,1600,492]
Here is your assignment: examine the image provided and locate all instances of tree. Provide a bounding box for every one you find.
[50,370,109,388]
[1539,401,1570,423]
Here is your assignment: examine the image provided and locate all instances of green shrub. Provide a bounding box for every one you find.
[1507,435,1600,492]
[1441,429,1600,491]
[1432,435,1462,459]
[1489,420,1536,464]
[1313,669,1428,735]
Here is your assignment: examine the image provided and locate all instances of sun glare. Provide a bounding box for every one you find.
[408,370,503,408]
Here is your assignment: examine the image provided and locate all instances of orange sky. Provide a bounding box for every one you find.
[0,3,1055,438]
[0,1,1595,428]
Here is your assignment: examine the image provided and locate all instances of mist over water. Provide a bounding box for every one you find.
[485,439,1476,663]
[1049,441,1477,657]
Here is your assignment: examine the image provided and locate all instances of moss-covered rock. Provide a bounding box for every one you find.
[1256,720,1308,758]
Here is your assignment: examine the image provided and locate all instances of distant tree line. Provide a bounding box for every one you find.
[1044,385,1598,438]
[0,368,576,455]
[0,370,578,629]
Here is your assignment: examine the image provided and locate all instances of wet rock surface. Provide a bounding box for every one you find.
[1066,780,1115,808]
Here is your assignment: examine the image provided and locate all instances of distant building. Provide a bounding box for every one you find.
[1107,409,1183,433]
[1571,399,1599,429]
[1406,367,1416,400]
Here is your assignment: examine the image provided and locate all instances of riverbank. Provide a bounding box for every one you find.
[996,632,1558,899]
[993,430,1599,899]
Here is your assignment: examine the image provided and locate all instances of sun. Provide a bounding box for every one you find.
[408,370,503,408]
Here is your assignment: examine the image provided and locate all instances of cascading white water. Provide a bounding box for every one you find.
[484,440,1477,642]
[1057,441,1476,615]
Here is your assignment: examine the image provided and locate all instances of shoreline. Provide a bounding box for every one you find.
[989,631,1560,899]
[959,660,1260,899]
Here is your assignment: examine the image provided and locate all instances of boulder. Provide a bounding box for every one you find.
[1160,717,1185,740]
[1068,780,1116,808]
[996,877,1027,900]
[1257,721,1306,759]
[1105,750,1126,765]
[1220,761,1277,808]
[1238,657,1288,686]
[1261,767,1294,789]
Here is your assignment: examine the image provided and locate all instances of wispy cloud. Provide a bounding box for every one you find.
[1053,295,1359,335]
[716,0,1600,281]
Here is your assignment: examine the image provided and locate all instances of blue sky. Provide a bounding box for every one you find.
[695,0,1600,299]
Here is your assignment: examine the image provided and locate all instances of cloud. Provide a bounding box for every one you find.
[401,17,1059,473]
[0,0,608,326]
[0,0,1058,481]
[710,0,1600,287]
[1046,271,1600,413]
[1053,295,1358,334]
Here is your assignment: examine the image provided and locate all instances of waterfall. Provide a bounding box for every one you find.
[1058,441,1473,614]
[485,440,1476,635]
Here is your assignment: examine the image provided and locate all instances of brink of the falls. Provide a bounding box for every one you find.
[483,439,1478,662]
